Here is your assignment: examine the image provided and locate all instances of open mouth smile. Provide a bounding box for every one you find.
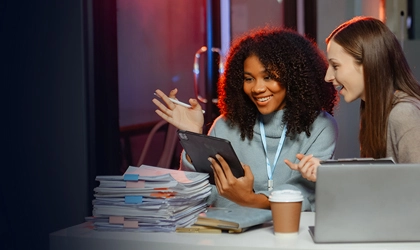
[256,96,272,102]
[335,85,344,91]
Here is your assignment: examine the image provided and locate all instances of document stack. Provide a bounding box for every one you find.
[87,165,211,232]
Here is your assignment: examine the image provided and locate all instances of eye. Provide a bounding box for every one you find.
[244,76,253,82]
[264,76,272,81]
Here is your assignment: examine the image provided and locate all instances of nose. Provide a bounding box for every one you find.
[252,79,267,93]
[324,66,334,83]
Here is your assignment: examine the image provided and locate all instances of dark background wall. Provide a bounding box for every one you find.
[1,0,104,249]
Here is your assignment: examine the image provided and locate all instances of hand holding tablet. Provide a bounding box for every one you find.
[177,130,244,185]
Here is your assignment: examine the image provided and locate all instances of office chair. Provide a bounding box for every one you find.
[136,120,179,169]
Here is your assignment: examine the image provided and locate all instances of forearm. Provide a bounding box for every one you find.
[240,193,270,209]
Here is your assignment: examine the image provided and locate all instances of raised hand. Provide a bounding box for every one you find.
[153,88,204,134]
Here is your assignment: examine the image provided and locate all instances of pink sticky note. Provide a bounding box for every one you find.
[126,180,145,188]
[109,216,124,224]
[135,166,192,183]
[123,220,139,229]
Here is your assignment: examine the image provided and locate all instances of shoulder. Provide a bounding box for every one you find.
[390,97,420,122]
[305,111,339,141]
[391,101,420,114]
[313,111,338,129]
[392,91,420,110]
[211,115,229,129]
[389,96,420,133]
[208,115,237,136]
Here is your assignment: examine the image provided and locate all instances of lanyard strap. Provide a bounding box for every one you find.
[260,119,287,189]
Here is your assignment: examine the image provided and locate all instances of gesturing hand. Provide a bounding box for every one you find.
[152,88,204,133]
[285,154,320,182]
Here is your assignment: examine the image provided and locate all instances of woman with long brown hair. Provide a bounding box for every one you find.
[287,16,420,181]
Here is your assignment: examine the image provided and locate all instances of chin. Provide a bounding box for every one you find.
[257,107,276,115]
[343,96,357,103]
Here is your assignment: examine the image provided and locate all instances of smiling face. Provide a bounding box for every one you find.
[325,40,365,102]
[243,55,286,114]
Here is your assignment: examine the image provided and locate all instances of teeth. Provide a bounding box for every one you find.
[335,85,343,91]
[257,96,271,102]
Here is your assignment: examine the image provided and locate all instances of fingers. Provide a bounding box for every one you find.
[153,98,171,115]
[154,109,171,123]
[286,154,319,182]
[311,165,318,182]
[153,99,177,125]
[284,159,299,170]
[155,88,178,99]
[296,153,305,160]
[168,88,178,99]
[298,154,314,173]
[208,154,238,187]
[208,154,234,188]
[153,88,187,120]
[188,98,197,106]
[301,165,315,180]
[155,88,203,115]
[188,98,203,112]
[208,157,223,192]
[215,154,232,177]
[153,89,176,113]
[300,163,317,182]
[242,164,251,175]
[208,157,256,206]
[284,154,312,171]
[241,164,254,183]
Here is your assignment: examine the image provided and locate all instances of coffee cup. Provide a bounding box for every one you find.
[269,190,303,237]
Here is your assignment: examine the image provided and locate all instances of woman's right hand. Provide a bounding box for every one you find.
[153,88,204,133]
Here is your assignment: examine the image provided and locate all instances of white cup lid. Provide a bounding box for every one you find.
[269,189,304,202]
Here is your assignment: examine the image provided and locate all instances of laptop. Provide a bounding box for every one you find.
[310,163,420,243]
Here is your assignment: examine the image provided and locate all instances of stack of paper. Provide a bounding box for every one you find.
[86,165,211,232]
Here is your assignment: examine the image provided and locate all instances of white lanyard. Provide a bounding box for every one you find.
[259,119,287,191]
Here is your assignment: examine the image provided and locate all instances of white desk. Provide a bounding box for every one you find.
[49,212,420,250]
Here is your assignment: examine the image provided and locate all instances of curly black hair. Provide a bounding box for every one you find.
[217,27,338,140]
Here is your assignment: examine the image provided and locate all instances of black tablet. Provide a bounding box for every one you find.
[177,130,244,185]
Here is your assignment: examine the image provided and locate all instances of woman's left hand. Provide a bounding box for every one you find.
[285,153,320,182]
[208,154,269,209]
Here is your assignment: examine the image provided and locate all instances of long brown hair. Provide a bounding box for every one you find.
[326,16,420,158]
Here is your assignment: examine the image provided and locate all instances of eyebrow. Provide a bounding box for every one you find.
[244,69,267,75]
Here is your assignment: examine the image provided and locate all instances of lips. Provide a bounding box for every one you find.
[256,96,272,102]
[335,85,344,91]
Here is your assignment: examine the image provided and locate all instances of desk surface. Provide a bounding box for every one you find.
[50,212,420,250]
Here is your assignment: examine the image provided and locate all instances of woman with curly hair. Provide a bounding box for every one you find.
[153,27,338,211]
[288,16,420,182]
